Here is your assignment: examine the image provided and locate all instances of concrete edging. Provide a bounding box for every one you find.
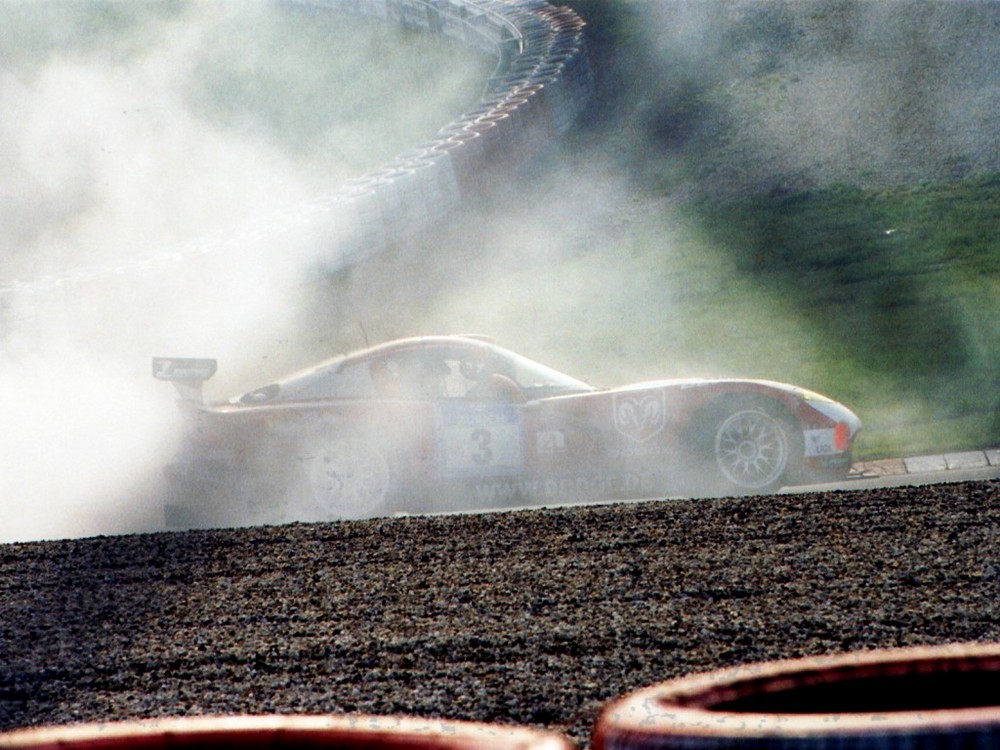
[854,448,1000,477]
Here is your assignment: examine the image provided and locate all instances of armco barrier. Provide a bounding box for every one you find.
[1,0,592,347]
[0,714,573,750]
[593,642,1000,750]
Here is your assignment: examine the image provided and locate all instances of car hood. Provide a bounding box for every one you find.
[609,377,810,396]
[606,378,861,432]
[535,377,836,407]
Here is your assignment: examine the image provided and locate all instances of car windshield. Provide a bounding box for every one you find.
[490,345,594,396]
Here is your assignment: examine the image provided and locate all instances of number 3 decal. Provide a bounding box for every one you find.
[438,403,522,475]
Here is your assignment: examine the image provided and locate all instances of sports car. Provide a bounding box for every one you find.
[154,335,861,528]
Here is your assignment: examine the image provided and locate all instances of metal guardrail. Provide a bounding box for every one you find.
[276,0,594,265]
[1,0,593,345]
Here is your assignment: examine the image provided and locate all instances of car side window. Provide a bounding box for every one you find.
[315,360,377,398]
[361,347,528,402]
[285,361,377,400]
[366,349,516,401]
[368,353,451,400]
[238,359,378,403]
[453,355,525,402]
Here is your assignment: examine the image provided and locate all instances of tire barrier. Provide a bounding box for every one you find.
[592,642,1000,750]
[6,644,1000,748]
[0,0,593,347]
[0,714,574,750]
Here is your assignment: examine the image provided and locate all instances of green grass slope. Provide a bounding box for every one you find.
[554,0,1000,458]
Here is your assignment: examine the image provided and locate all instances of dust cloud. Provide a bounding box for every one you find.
[0,1,488,543]
[3,1,994,541]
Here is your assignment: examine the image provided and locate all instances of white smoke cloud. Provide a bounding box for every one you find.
[0,6,311,542]
[0,1,488,542]
[0,346,179,543]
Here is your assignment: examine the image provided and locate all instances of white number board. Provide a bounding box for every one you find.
[437,402,522,476]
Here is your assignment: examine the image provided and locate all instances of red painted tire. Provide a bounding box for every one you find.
[0,714,573,750]
[593,643,1000,750]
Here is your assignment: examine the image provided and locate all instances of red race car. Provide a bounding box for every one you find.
[154,335,860,528]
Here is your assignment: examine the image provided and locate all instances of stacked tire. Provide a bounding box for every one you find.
[0,715,572,750]
[593,643,1000,750]
[6,643,1000,750]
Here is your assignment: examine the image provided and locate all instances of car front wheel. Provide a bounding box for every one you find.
[711,406,792,492]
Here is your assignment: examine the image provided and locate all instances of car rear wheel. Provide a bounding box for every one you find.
[291,436,393,521]
[706,402,798,493]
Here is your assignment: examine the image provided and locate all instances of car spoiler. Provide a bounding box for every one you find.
[153,357,217,403]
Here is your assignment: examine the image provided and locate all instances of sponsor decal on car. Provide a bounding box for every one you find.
[536,430,567,455]
[804,428,840,456]
[612,391,667,442]
[437,401,523,476]
[152,357,217,382]
[609,442,670,459]
[472,471,656,503]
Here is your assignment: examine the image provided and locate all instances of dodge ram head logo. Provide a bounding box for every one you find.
[613,391,666,442]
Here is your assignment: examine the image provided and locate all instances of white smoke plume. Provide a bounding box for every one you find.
[0,1,489,542]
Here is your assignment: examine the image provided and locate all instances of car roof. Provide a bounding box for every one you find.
[347,335,495,358]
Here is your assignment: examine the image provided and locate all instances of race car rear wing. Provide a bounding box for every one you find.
[153,357,217,403]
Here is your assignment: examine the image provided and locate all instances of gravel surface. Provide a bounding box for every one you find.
[3,480,999,746]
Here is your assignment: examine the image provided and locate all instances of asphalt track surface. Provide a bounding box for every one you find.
[2,477,999,747]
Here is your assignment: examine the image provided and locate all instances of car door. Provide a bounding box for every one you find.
[428,350,527,482]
